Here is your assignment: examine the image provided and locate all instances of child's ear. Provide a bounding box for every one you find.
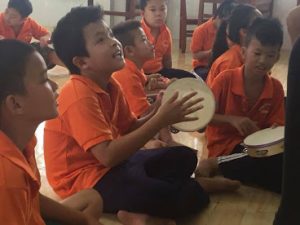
[72,56,88,71]
[5,95,25,115]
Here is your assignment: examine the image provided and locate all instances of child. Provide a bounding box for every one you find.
[197,18,285,193]
[44,6,240,224]
[140,0,195,79]
[0,0,62,69]
[191,0,237,80]
[206,4,262,87]
[0,39,103,225]
[112,20,166,118]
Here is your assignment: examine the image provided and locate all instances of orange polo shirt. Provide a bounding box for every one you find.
[0,132,45,225]
[0,12,49,43]
[141,18,172,74]
[205,66,285,157]
[206,44,243,87]
[190,18,217,68]
[113,59,150,117]
[44,75,136,198]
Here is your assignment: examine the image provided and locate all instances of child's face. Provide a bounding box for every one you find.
[142,0,167,28]
[243,37,280,77]
[132,27,155,62]
[82,20,124,75]
[22,52,58,122]
[4,8,24,27]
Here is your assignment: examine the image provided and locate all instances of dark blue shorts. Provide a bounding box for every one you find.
[94,146,209,219]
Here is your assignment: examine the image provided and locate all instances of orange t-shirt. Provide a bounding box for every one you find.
[113,59,150,117]
[205,66,285,157]
[0,132,45,225]
[206,44,243,87]
[190,18,217,68]
[141,18,172,74]
[44,75,136,198]
[0,12,49,43]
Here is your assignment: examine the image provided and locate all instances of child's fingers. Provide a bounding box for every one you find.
[181,97,204,111]
[183,104,203,116]
[178,91,198,104]
[166,91,179,103]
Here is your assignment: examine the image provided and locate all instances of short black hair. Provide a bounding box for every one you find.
[140,0,167,10]
[0,39,35,104]
[7,0,33,18]
[213,0,237,20]
[112,20,141,48]
[52,6,104,74]
[245,17,283,48]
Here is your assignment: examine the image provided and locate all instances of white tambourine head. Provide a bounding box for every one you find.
[161,78,215,132]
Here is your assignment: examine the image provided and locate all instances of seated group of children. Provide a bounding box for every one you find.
[0,0,287,224]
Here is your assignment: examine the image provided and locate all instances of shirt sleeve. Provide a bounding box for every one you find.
[63,97,115,151]
[117,75,150,117]
[29,18,49,39]
[191,26,205,53]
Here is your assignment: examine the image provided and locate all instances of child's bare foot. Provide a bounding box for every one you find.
[195,157,219,177]
[196,177,241,193]
[117,210,176,225]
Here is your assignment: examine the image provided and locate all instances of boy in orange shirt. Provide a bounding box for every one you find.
[197,18,285,193]
[206,4,262,87]
[191,0,237,80]
[140,0,195,79]
[43,5,241,225]
[0,40,103,225]
[0,0,62,68]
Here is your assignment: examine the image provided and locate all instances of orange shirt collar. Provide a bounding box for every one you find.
[141,18,167,44]
[0,131,38,183]
[70,75,119,95]
[232,66,274,99]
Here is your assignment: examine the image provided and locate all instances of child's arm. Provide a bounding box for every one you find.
[211,114,259,136]
[192,49,212,61]
[90,92,203,167]
[39,194,102,225]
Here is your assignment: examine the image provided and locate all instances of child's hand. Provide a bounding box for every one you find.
[39,36,50,48]
[157,91,204,127]
[0,35,4,40]
[146,73,170,90]
[84,215,103,225]
[228,115,259,136]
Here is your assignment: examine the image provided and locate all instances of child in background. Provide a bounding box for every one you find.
[0,39,103,225]
[197,18,285,193]
[0,0,63,68]
[206,4,262,87]
[191,0,237,80]
[140,0,195,79]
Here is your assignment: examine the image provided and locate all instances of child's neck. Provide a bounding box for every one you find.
[128,57,143,70]
[150,27,160,39]
[81,70,112,91]
[0,120,37,152]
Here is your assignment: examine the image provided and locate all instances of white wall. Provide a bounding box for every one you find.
[0,0,111,28]
[273,0,298,50]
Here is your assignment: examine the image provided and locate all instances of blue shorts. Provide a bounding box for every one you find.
[94,146,209,219]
